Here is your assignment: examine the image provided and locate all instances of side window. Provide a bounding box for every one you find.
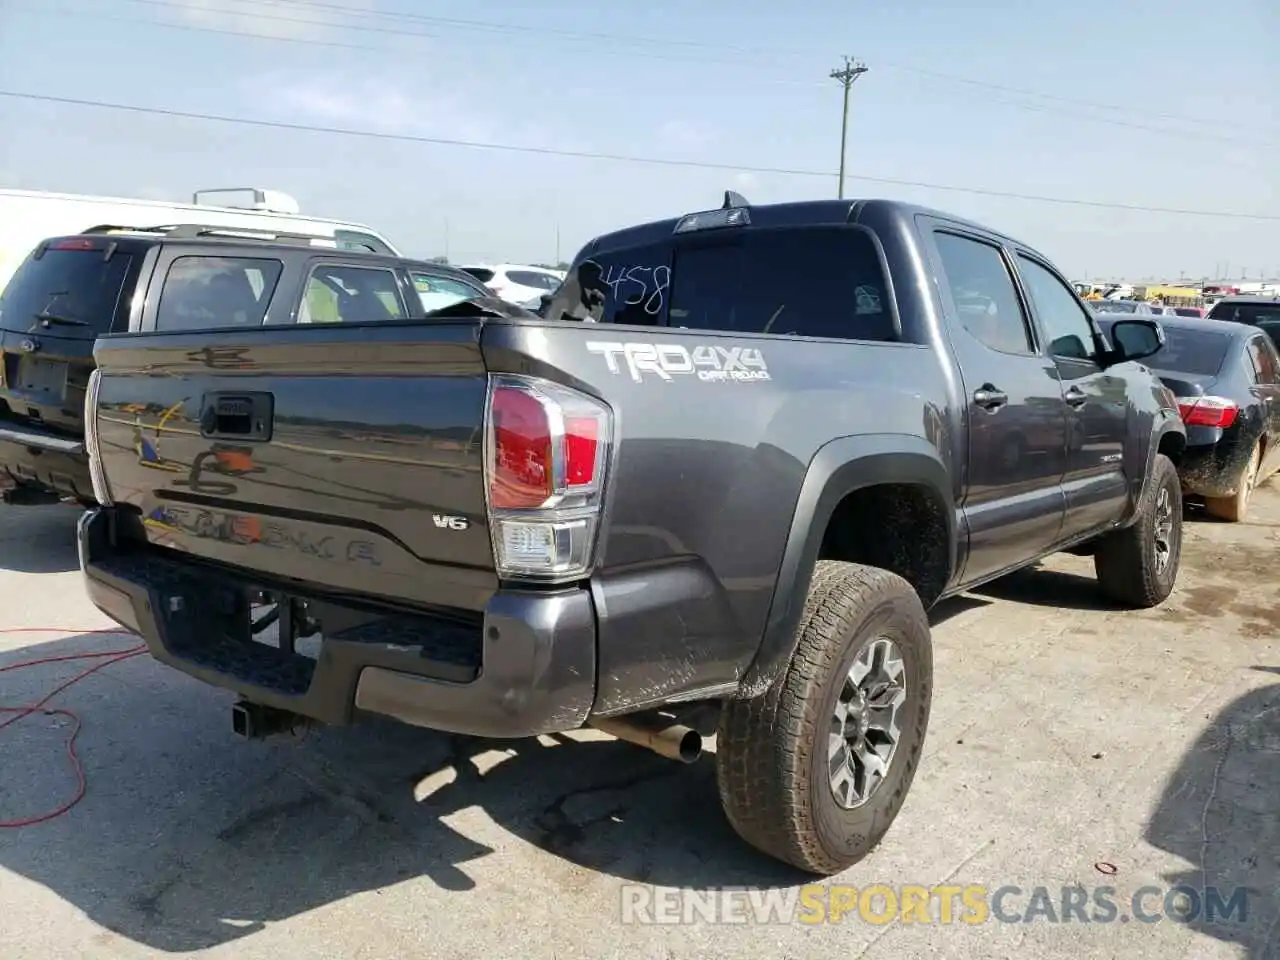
[411,272,483,313]
[507,270,562,291]
[1247,337,1278,383]
[932,232,1033,354]
[155,256,282,332]
[298,264,405,324]
[1016,255,1098,362]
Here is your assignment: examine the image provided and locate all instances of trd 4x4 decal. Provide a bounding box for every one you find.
[586,341,770,384]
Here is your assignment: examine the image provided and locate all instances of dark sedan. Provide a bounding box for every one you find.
[1099,313,1280,521]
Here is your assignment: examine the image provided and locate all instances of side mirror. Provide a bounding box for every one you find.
[1108,318,1165,363]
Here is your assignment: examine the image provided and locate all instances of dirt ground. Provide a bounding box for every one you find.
[1,487,1277,959]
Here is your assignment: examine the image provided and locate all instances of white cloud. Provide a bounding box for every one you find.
[175,0,379,42]
[265,74,498,143]
[731,172,761,193]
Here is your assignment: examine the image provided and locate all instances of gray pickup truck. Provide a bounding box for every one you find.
[79,195,1186,875]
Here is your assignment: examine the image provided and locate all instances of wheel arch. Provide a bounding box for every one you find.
[736,434,956,699]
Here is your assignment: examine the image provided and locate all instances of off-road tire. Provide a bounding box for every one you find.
[1204,440,1260,523]
[1093,453,1182,607]
[716,561,933,875]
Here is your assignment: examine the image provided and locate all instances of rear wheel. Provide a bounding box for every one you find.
[716,562,932,875]
[1204,441,1260,522]
[1094,453,1182,607]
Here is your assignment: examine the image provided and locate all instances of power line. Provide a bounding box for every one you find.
[114,0,1280,136]
[22,0,1276,145]
[14,4,389,51]
[2,89,1276,222]
[830,57,869,199]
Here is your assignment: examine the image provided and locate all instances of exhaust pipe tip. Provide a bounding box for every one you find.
[673,726,702,763]
[589,715,703,764]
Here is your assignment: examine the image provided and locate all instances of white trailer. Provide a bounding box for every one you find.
[0,187,401,296]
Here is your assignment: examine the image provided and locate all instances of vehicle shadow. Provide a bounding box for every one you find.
[928,593,992,625]
[0,503,82,573]
[0,632,804,953]
[1144,669,1280,959]
[971,565,1124,611]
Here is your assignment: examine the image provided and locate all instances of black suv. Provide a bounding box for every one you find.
[0,224,490,505]
[1206,295,1280,347]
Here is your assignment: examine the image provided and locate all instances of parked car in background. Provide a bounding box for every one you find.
[0,223,489,505]
[1205,295,1280,347]
[458,262,565,306]
[0,186,400,298]
[1168,306,1204,318]
[1096,299,1154,315]
[1099,314,1280,521]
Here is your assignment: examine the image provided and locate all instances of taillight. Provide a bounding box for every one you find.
[1176,395,1238,428]
[484,374,612,582]
[84,367,113,506]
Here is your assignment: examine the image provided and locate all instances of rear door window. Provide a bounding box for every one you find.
[1247,336,1279,383]
[298,264,406,323]
[545,226,895,341]
[0,242,134,338]
[155,256,283,332]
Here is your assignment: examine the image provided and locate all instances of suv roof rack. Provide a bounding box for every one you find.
[79,223,379,252]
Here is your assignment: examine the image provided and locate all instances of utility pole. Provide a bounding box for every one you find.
[830,55,869,199]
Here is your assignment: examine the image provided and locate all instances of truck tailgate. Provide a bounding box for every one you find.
[90,322,498,612]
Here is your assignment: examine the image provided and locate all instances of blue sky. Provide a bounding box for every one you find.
[0,0,1276,280]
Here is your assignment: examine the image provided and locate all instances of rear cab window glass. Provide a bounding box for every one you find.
[544,226,896,341]
[299,264,405,323]
[155,256,282,332]
[411,272,484,313]
[0,240,134,337]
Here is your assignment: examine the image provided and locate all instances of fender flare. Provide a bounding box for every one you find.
[737,433,956,698]
[1128,412,1186,526]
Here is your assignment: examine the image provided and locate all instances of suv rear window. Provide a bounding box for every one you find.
[461,267,495,283]
[544,226,895,340]
[0,245,133,338]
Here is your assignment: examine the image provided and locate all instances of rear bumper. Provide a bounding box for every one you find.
[78,508,597,738]
[1178,433,1256,499]
[0,420,90,500]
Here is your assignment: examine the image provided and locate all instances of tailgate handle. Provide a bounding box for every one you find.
[200,392,273,441]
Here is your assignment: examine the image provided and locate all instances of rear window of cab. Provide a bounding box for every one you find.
[542,225,895,341]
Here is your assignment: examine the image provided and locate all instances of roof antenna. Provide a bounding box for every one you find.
[722,190,749,209]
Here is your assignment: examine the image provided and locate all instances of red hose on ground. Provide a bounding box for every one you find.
[0,628,146,828]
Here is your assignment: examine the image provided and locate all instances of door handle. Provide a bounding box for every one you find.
[1064,386,1088,407]
[199,392,274,441]
[973,385,1008,410]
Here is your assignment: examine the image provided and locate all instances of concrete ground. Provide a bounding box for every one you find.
[0,489,1277,960]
